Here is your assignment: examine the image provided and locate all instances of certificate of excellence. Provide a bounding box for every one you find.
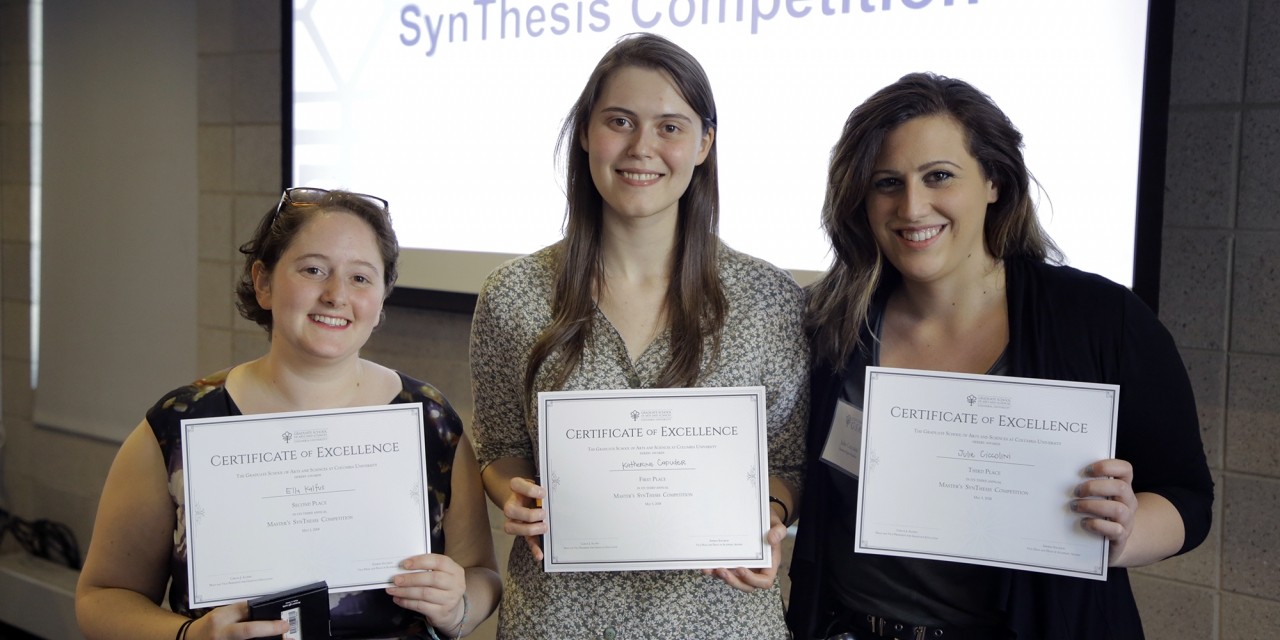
[181,404,431,608]
[538,387,771,573]
[856,367,1119,580]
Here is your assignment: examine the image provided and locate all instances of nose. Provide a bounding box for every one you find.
[627,127,656,159]
[900,181,930,221]
[321,279,348,307]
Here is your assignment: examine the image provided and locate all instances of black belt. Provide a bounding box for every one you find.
[823,610,1007,640]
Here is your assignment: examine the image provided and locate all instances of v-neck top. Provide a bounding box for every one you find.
[825,306,1008,627]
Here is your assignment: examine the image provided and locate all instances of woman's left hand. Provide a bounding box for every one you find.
[702,513,787,593]
[1072,458,1139,561]
[386,553,467,632]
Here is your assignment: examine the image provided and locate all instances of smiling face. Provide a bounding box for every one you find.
[866,114,999,288]
[581,66,714,228]
[253,210,386,364]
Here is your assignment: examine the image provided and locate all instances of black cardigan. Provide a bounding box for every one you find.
[787,259,1214,640]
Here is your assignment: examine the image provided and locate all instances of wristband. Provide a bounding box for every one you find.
[429,592,470,639]
[769,496,790,526]
[453,592,471,637]
[174,618,194,640]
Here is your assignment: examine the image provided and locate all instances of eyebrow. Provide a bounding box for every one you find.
[599,106,695,124]
[294,253,382,274]
[872,159,965,175]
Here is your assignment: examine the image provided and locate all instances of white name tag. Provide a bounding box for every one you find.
[282,607,301,640]
[820,398,862,478]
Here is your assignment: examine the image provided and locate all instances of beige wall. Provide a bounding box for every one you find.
[3,0,1279,638]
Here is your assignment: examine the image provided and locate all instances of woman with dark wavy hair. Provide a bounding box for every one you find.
[470,33,808,638]
[790,73,1212,639]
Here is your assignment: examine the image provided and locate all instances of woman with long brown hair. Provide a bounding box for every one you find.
[469,33,808,639]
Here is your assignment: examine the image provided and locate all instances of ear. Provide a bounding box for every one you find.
[694,126,715,166]
[986,178,998,204]
[580,128,589,153]
[252,261,272,310]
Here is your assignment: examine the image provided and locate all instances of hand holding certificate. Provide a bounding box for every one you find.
[76,191,502,640]
[537,387,772,573]
[853,367,1119,580]
[181,403,432,608]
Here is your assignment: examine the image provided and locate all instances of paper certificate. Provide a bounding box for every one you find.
[856,367,1119,580]
[538,387,771,572]
[181,404,431,608]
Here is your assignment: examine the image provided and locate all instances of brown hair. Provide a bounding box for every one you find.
[808,72,1062,368]
[525,32,726,396]
[235,189,399,334]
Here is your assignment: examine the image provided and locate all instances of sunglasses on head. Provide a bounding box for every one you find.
[272,187,389,224]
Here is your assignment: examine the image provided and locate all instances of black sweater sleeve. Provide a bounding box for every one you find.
[1114,289,1214,554]
[1008,260,1214,556]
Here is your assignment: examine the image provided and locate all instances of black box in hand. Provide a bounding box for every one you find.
[247,580,330,640]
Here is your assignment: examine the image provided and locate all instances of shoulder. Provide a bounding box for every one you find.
[145,369,234,453]
[1015,260,1127,293]
[1007,259,1142,319]
[473,246,558,337]
[393,371,465,442]
[718,244,804,309]
[147,369,233,421]
[479,245,558,298]
[393,370,456,412]
[1006,259,1171,358]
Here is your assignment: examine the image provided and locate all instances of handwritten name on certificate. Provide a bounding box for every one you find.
[538,387,771,573]
[856,367,1119,580]
[181,404,432,608]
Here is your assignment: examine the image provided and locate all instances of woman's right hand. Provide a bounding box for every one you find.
[187,602,289,640]
[502,476,547,561]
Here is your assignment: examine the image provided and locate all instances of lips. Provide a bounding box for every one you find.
[900,225,944,242]
[309,314,350,327]
[617,170,662,183]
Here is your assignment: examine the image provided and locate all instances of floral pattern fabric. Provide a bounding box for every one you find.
[147,369,464,639]
[470,243,809,639]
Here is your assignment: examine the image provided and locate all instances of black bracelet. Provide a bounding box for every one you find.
[769,496,790,525]
[174,618,194,640]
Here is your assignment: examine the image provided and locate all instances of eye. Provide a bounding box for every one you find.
[872,177,902,192]
[608,116,632,130]
[924,170,954,185]
[301,265,326,277]
[661,122,682,135]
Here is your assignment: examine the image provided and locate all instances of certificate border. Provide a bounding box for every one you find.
[538,386,770,572]
[181,402,431,608]
[857,367,1119,580]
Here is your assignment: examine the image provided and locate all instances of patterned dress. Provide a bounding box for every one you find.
[147,369,464,639]
[470,243,809,639]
